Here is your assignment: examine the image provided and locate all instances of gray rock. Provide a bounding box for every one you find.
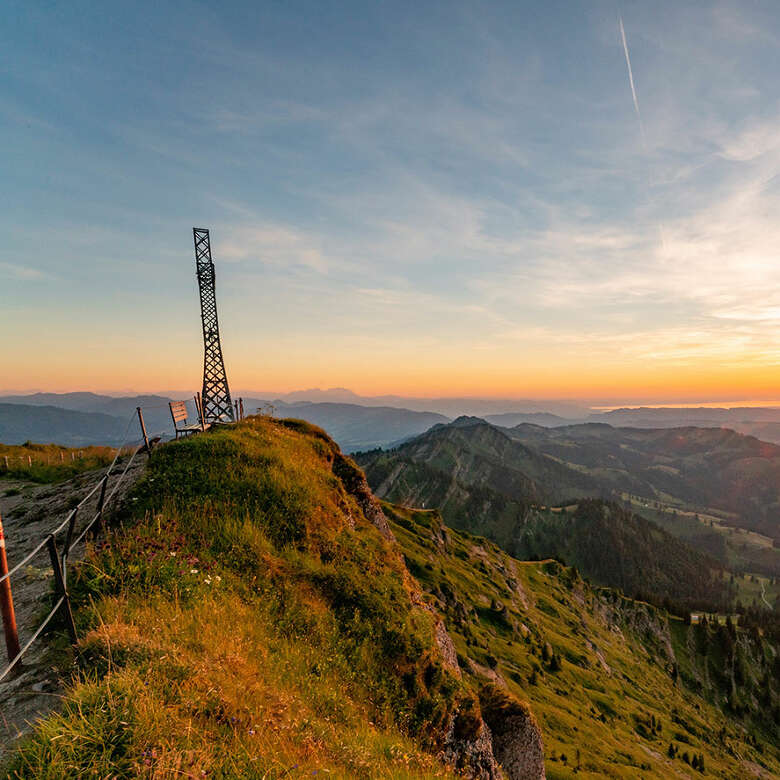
[479,684,545,780]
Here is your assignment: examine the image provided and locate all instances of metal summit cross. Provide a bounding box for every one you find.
[193,227,235,423]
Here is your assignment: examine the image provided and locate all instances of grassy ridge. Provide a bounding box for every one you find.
[5,417,478,778]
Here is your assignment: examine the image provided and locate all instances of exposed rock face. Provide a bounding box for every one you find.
[434,617,462,677]
[332,452,393,539]
[440,707,502,779]
[479,684,546,780]
[596,595,675,665]
[466,657,507,688]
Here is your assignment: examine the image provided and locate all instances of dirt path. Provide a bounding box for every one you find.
[760,579,773,610]
[0,456,146,755]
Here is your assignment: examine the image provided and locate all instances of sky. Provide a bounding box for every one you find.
[3,1,780,404]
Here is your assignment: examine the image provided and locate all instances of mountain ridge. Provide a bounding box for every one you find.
[355,417,780,603]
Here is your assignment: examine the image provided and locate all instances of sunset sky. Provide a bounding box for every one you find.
[4,1,780,404]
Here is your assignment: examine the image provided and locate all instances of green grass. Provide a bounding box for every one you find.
[0,442,116,484]
[384,502,780,779]
[730,571,780,610]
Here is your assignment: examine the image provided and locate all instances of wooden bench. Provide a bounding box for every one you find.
[169,400,208,439]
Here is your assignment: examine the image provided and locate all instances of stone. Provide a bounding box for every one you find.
[479,684,546,780]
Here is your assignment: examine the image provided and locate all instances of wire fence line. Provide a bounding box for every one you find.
[0,408,171,684]
[0,394,245,684]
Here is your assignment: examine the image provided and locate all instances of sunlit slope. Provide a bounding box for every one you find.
[6,417,510,778]
[6,416,777,779]
[385,503,780,779]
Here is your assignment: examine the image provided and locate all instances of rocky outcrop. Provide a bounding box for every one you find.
[466,657,507,688]
[596,595,675,665]
[440,704,502,779]
[479,684,545,780]
[434,617,462,677]
[332,452,393,539]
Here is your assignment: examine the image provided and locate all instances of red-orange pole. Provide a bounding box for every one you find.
[0,511,21,664]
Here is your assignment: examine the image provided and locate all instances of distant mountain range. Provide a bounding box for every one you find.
[505,421,780,540]
[241,399,447,451]
[0,392,183,440]
[0,392,446,451]
[355,418,733,610]
[7,386,780,434]
[234,387,593,418]
[236,393,780,445]
[355,417,780,582]
[0,404,128,447]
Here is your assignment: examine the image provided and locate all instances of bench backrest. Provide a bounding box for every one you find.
[169,400,189,425]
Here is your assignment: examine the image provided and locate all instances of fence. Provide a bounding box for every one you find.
[0,397,248,683]
[0,397,247,683]
[2,451,100,469]
[0,410,161,684]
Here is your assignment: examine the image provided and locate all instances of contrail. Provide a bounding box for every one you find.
[618,15,667,251]
[619,16,646,147]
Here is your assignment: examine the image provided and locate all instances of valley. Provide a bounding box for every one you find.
[356,417,780,613]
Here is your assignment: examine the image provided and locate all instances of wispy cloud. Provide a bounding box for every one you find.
[0,262,51,281]
[218,224,331,274]
[8,1,780,395]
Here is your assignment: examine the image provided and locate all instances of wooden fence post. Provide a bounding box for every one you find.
[0,511,21,665]
[239,398,244,420]
[97,473,109,531]
[46,536,77,647]
[136,407,151,456]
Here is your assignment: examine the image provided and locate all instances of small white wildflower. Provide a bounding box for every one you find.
[204,577,212,585]
[215,575,222,582]
[169,552,176,557]
[190,568,198,574]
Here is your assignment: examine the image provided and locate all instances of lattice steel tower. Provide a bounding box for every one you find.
[193,227,234,423]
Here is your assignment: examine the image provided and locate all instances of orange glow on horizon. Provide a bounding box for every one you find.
[7,315,780,404]
[7,356,780,406]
